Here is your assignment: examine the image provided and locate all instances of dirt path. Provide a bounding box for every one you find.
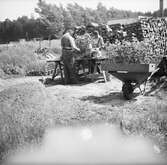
[0,75,132,125]
[0,75,159,123]
[0,76,43,92]
[0,75,166,128]
[40,75,161,127]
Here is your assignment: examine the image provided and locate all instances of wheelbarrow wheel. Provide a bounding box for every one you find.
[122,82,134,100]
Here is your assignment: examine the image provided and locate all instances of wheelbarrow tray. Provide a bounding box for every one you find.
[109,72,151,85]
[102,61,156,84]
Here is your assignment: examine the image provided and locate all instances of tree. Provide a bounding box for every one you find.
[96,2,108,23]
[2,1,164,43]
[60,5,75,30]
[152,8,167,17]
[35,0,64,37]
[1,19,14,42]
[13,21,23,40]
[67,3,85,26]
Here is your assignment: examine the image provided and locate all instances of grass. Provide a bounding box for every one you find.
[0,81,54,162]
[0,39,61,78]
[119,93,167,156]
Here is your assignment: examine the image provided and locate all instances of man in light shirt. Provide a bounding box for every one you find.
[61,28,80,84]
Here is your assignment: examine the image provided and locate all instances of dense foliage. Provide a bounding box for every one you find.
[0,40,61,78]
[0,0,167,43]
[105,41,164,64]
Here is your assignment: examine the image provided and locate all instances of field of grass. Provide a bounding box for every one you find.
[0,40,61,78]
[121,94,167,156]
[0,81,55,162]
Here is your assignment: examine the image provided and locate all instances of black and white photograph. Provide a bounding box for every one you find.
[0,0,167,164]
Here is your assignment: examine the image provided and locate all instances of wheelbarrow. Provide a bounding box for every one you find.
[101,60,158,99]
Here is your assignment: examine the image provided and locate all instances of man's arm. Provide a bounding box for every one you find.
[98,36,104,50]
[69,36,80,52]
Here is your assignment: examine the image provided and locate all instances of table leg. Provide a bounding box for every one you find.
[102,71,107,82]
[52,62,58,80]
[88,60,91,74]
[91,62,97,81]
[59,62,64,83]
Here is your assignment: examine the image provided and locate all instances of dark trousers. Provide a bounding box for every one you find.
[62,50,78,84]
[90,59,101,74]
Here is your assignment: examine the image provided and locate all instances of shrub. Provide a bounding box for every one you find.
[106,40,164,64]
[0,46,38,76]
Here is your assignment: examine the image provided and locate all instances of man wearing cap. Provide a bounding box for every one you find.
[61,28,80,84]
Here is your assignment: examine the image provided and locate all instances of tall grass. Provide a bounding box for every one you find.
[121,95,167,156]
[0,82,54,162]
[0,40,61,78]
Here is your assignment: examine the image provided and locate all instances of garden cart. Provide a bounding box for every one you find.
[101,60,157,99]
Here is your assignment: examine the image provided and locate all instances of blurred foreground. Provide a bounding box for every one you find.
[7,124,165,165]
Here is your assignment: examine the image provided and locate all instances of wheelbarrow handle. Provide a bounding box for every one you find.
[147,68,160,81]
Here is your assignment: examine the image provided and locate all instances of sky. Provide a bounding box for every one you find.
[0,0,166,21]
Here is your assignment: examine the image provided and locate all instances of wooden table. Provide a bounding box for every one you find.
[46,58,64,82]
[76,56,108,81]
[47,56,108,82]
